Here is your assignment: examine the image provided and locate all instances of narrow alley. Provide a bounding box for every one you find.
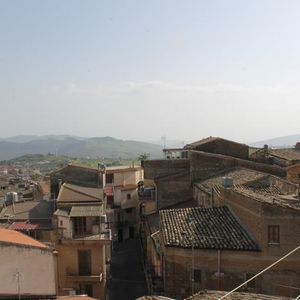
[107,238,148,300]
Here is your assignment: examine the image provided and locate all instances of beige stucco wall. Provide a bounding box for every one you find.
[112,169,143,186]
[0,243,56,296]
[56,240,107,299]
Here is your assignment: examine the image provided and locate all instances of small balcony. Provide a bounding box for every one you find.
[66,273,103,283]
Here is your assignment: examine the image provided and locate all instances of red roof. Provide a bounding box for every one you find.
[9,222,37,230]
[0,228,47,249]
[8,222,52,231]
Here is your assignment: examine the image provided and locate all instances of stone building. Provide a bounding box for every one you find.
[191,167,300,298]
[159,206,260,299]
[50,164,104,198]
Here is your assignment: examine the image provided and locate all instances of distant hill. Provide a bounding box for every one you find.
[251,134,300,148]
[0,136,163,160]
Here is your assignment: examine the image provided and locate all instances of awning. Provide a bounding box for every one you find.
[70,205,103,217]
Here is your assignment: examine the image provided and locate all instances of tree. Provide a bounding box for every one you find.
[138,153,150,161]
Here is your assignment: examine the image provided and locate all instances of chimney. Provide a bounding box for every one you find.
[58,179,62,191]
[97,163,106,188]
[222,177,233,188]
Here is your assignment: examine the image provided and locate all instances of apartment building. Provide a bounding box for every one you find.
[53,183,111,299]
[104,165,143,242]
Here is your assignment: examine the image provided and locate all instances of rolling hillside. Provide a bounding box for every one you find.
[0,136,163,160]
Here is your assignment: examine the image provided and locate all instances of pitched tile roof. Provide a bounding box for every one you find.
[185,290,292,300]
[57,183,103,203]
[160,206,259,251]
[0,200,54,221]
[199,168,267,189]
[8,221,52,230]
[270,148,300,161]
[185,137,247,149]
[69,205,103,217]
[198,168,300,210]
[0,228,47,249]
[54,208,70,217]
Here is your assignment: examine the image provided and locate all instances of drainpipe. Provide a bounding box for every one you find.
[217,250,221,290]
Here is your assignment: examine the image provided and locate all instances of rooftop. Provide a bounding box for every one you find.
[0,200,54,221]
[198,168,300,210]
[185,290,292,300]
[57,183,103,203]
[160,206,259,251]
[51,163,98,174]
[270,148,300,162]
[185,136,247,149]
[0,228,47,249]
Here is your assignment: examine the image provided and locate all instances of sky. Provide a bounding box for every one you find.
[1,0,300,144]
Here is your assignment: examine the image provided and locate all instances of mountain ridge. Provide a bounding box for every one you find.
[0,136,163,160]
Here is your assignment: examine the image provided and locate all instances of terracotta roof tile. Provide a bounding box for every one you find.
[0,228,47,249]
[198,168,300,210]
[160,206,259,251]
[0,200,54,221]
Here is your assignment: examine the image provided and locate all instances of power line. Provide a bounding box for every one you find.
[218,244,300,300]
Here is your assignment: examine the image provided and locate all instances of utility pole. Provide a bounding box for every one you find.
[191,236,194,295]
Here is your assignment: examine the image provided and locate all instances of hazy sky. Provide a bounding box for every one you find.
[1,0,300,144]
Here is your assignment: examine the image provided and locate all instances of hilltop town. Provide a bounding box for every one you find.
[1,136,300,300]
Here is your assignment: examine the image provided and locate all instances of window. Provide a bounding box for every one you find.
[106,173,114,184]
[126,208,133,214]
[127,193,131,200]
[245,273,256,289]
[78,250,91,276]
[193,269,202,283]
[107,195,114,207]
[59,220,63,227]
[268,225,280,244]
[74,217,87,236]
